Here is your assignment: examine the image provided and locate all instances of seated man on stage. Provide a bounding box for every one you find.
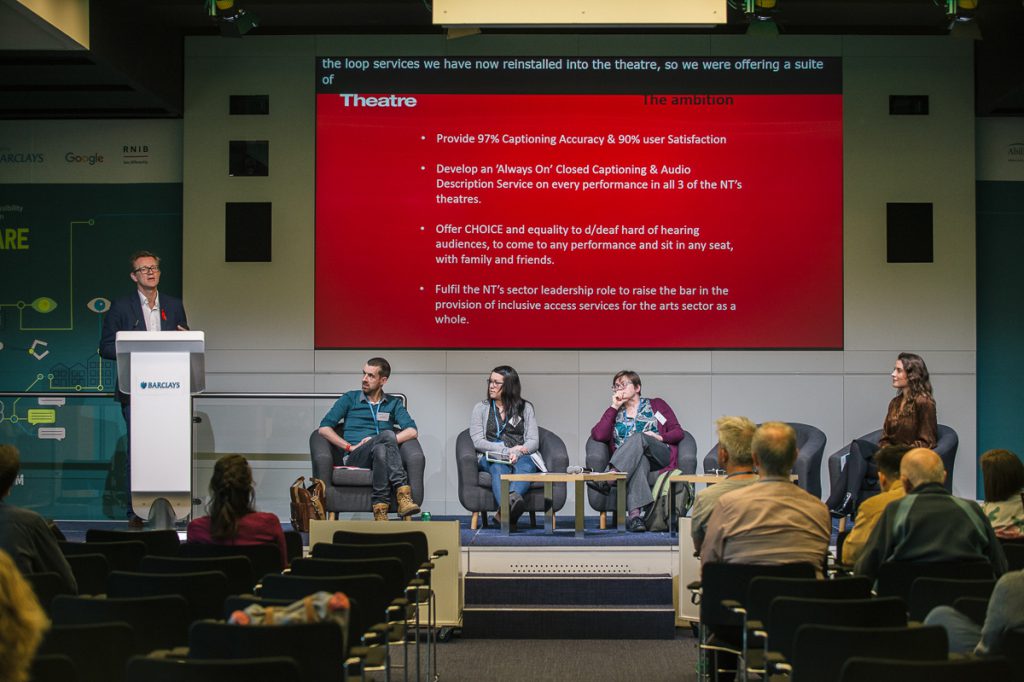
[317,357,420,521]
[589,370,684,532]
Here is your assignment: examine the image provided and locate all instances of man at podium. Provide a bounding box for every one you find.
[99,250,189,527]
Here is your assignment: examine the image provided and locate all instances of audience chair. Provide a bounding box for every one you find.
[768,624,947,682]
[60,540,146,572]
[838,656,1012,682]
[284,529,304,562]
[313,541,419,583]
[906,576,995,621]
[106,570,229,621]
[37,622,136,682]
[728,575,872,678]
[765,596,907,663]
[187,620,348,682]
[25,571,74,613]
[455,426,571,530]
[125,656,302,682]
[178,542,283,580]
[586,430,698,529]
[1001,541,1024,571]
[701,422,828,497]
[690,562,816,682]
[64,552,110,596]
[51,594,191,651]
[1002,627,1024,671]
[950,595,989,624]
[85,528,181,557]
[139,554,256,596]
[29,654,78,682]
[309,396,426,518]
[874,559,994,602]
[826,425,959,511]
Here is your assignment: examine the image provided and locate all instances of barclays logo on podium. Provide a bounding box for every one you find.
[140,380,182,390]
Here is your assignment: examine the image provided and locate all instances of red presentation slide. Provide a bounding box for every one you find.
[315,56,842,349]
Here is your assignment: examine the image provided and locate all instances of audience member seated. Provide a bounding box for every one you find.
[187,454,288,568]
[854,448,1008,581]
[979,449,1024,540]
[701,422,831,575]
[925,568,1024,655]
[690,415,757,555]
[471,365,541,527]
[827,352,937,517]
[0,548,50,682]
[589,370,685,533]
[841,444,912,566]
[0,445,77,593]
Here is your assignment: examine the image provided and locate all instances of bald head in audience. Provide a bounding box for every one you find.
[900,447,946,492]
[751,421,798,477]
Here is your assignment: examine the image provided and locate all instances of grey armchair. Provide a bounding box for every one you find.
[826,424,959,502]
[701,422,828,498]
[455,427,569,530]
[309,426,425,518]
[585,430,698,529]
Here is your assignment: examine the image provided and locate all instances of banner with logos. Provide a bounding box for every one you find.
[977,118,1024,183]
[0,119,182,519]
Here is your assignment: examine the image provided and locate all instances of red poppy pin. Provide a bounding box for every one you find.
[161,309,167,321]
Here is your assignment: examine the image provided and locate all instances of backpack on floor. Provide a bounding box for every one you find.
[290,476,327,532]
[643,469,693,532]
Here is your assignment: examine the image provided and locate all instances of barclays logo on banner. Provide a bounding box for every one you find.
[1009,142,1024,162]
[140,380,182,390]
[0,149,44,164]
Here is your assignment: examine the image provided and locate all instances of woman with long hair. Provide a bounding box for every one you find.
[828,352,937,517]
[186,454,288,566]
[0,549,49,682]
[470,365,540,527]
[980,449,1024,539]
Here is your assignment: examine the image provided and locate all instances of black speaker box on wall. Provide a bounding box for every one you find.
[886,202,933,263]
[225,202,272,262]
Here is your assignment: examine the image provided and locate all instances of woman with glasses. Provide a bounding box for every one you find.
[589,370,684,532]
[470,365,540,527]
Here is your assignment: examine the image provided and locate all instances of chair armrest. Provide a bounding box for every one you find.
[722,599,745,615]
[432,549,448,559]
[764,651,791,675]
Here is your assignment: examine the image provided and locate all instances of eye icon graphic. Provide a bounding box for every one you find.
[87,297,111,313]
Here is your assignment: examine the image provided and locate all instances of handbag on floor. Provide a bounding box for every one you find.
[289,476,327,531]
[643,469,693,532]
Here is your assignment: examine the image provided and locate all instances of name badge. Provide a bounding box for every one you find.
[377,412,390,421]
[509,415,522,427]
[654,411,667,425]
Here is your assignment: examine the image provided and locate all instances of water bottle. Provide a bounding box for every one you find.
[421,511,431,521]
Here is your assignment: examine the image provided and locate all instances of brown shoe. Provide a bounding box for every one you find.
[372,503,390,521]
[395,485,420,518]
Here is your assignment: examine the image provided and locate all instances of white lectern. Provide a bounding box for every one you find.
[116,331,205,523]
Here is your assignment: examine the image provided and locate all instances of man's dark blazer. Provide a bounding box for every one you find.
[99,291,188,401]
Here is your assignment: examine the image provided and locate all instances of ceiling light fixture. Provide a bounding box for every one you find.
[206,0,259,37]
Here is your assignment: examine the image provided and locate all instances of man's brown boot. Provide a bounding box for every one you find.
[372,503,390,521]
[395,485,420,517]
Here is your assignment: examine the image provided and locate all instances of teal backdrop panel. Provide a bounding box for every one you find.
[977,179,1024,499]
[0,183,182,519]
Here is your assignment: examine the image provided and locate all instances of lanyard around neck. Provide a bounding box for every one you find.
[491,400,507,439]
[368,398,383,435]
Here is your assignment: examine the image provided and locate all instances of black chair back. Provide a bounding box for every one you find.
[126,656,301,682]
[64,553,110,596]
[188,620,346,682]
[179,542,283,579]
[768,596,907,660]
[875,560,994,601]
[1001,542,1024,571]
[139,555,256,595]
[313,541,418,582]
[51,594,191,651]
[60,540,146,572]
[699,562,817,632]
[744,575,871,625]
[838,656,1012,682]
[85,529,180,557]
[37,622,136,682]
[790,624,947,682]
[30,654,78,682]
[332,529,429,566]
[1001,627,1024,670]
[284,530,304,562]
[106,570,229,621]
[906,576,996,621]
[290,556,406,598]
[25,571,74,613]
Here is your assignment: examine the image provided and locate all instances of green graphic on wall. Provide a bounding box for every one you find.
[0,183,182,519]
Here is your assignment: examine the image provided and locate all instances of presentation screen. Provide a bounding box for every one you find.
[315,56,842,349]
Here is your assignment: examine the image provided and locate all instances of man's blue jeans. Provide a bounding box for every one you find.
[479,452,541,505]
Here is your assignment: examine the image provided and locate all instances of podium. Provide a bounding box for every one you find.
[116,331,205,523]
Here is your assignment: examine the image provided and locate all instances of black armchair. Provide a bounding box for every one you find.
[702,422,827,498]
[455,427,569,529]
